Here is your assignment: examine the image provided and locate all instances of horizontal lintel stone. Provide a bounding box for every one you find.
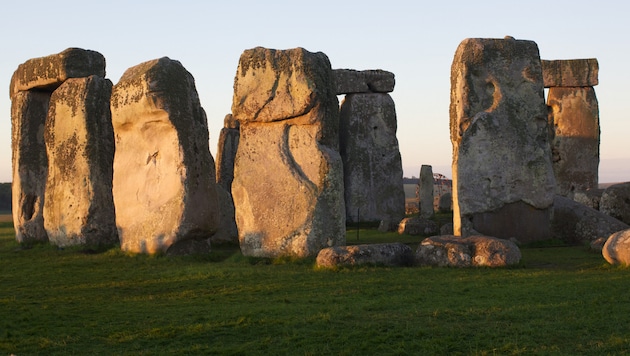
[542,58,598,87]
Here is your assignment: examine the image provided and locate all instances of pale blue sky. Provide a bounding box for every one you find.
[1,0,628,183]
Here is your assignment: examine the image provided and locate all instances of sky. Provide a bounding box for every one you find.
[1,0,628,183]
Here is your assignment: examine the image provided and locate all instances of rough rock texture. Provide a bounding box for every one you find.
[340,93,405,224]
[449,37,555,243]
[111,57,219,254]
[542,59,599,88]
[418,165,434,218]
[397,217,439,236]
[333,69,395,94]
[10,48,106,99]
[603,229,630,266]
[11,91,50,244]
[231,47,345,258]
[548,87,600,197]
[600,183,630,224]
[415,235,521,267]
[212,185,239,244]
[590,237,606,252]
[551,195,629,244]
[573,188,604,210]
[43,76,117,247]
[316,243,414,268]
[215,114,240,191]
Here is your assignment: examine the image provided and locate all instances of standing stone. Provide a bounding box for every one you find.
[340,93,405,224]
[449,37,556,243]
[215,114,240,191]
[43,76,117,247]
[544,59,600,197]
[231,47,345,258]
[111,57,219,254]
[418,165,434,218]
[11,91,49,244]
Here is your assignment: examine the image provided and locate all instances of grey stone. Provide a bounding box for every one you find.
[10,91,50,244]
[10,48,106,99]
[111,57,220,254]
[211,185,238,244]
[333,69,395,94]
[43,76,117,247]
[542,58,598,88]
[438,192,452,213]
[449,37,555,243]
[340,93,405,225]
[397,217,439,236]
[418,165,434,218]
[548,87,600,196]
[231,47,345,258]
[551,195,629,244]
[573,189,604,210]
[415,235,521,267]
[316,243,414,268]
[600,182,630,224]
[215,114,240,191]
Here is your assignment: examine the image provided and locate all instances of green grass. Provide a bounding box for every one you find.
[1,220,630,355]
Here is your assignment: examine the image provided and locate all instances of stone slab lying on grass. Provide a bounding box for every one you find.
[415,235,521,267]
[602,229,630,266]
[551,195,629,245]
[316,243,414,268]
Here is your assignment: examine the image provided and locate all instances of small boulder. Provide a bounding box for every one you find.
[316,243,414,268]
[603,229,630,266]
[438,192,452,213]
[590,237,607,252]
[415,235,521,267]
[398,217,439,236]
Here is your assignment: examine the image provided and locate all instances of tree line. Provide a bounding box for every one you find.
[0,183,11,212]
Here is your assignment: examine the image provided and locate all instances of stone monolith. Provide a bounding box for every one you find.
[231,47,345,258]
[340,93,405,225]
[418,165,434,218]
[215,114,239,191]
[111,57,219,254]
[449,37,556,243]
[11,91,49,244]
[543,59,600,197]
[43,75,117,247]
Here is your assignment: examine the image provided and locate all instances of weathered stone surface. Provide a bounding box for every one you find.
[211,185,238,244]
[440,222,454,235]
[590,237,606,252]
[10,48,106,99]
[603,229,630,266]
[11,91,49,244]
[542,59,598,88]
[438,192,452,213]
[215,114,240,191]
[600,182,630,224]
[551,195,629,244]
[340,93,405,224]
[333,69,395,94]
[548,87,600,196]
[43,76,117,247]
[573,188,604,210]
[231,47,345,258]
[316,243,413,268]
[111,57,219,254]
[397,217,439,236]
[418,165,434,218]
[415,235,521,267]
[377,218,398,232]
[449,37,555,243]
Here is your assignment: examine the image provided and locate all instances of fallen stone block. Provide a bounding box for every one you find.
[316,243,414,268]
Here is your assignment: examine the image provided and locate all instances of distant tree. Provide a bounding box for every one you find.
[0,183,11,212]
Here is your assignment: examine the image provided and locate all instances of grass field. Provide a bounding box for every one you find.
[1,220,630,355]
